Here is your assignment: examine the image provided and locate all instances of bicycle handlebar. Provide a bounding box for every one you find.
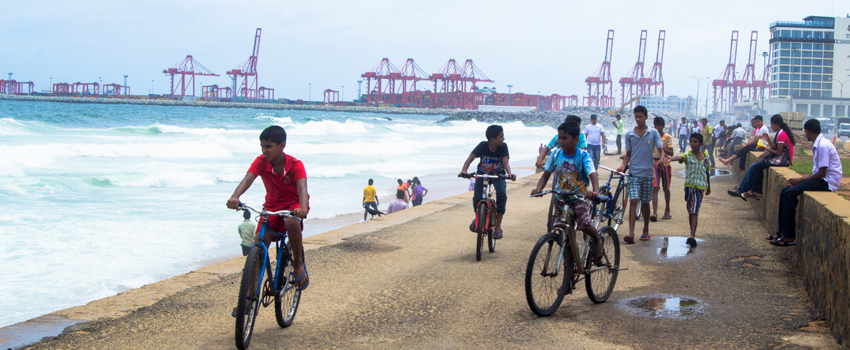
[598,165,630,177]
[530,190,609,202]
[458,173,510,180]
[237,203,303,221]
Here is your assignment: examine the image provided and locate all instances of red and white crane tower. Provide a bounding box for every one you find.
[712,31,739,114]
[619,30,648,108]
[646,30,666,97]
[227,28,267,100]
[361,58,400,104]
[395,58,430,106]
[584,30,615,108]
[162,55,219,97]
[733,31,762,106]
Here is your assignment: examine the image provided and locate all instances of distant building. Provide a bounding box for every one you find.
[764,15,850,117]
[639,95,695,115]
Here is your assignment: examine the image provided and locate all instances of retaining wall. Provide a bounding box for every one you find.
[738,151,850,343]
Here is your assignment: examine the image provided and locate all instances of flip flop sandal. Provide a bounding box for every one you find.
[770,237,797,247]
[686,237,698,247]
[661,214,672,219]
[623,235,635,244]
[639,234,651,241]
[493,230,503,239]
[293,264,310,291]
[649,215,658,222]
[232,305,250,318]
[766,232,782,241]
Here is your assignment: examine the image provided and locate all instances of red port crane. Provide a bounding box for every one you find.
[646,30,666,97]
[733,31,761,106]
[361,58,400,104]
[584,30,615,108]
[395,58,430,106]
[0,80,34,94]
[712,31,739,114]
[619,30,648,108]
[324,89,339,105]
[227,28,263,100]
[163,55,219,97]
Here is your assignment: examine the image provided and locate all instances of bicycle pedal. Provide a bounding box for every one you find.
[614,267,628,271]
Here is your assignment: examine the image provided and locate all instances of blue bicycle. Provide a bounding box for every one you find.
[234,204,303,350]
[592,165,640,231]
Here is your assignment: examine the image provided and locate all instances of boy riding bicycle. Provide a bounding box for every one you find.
[460,125,516,239]
[530,122,603,261]
[227,125,310,292]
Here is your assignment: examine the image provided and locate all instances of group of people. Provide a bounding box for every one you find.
[362,177,429,220]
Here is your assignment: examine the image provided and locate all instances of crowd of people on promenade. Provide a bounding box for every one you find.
[361,177,428,220]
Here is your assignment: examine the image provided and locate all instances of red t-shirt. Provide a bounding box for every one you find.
[247,153,307,211]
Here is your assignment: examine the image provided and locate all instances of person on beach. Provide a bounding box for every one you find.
[411,177,428,207]
[536,115,586,168]
[397,178,410,204]
[363,179,381,220]
[678,117,690,153]
[612,114,625,155]
[651,116,674,222]
[238,210,256,256]
[617,105,663,243]
[770,119,843,246]
[700,118,715,168]
[585,114,606,169]
[724,123,746,158]
[669,133,711,248]
[386,190,408,214]
[531,122,604,261]
[227,125,311,311]
[719,115,770,171]
[460,125,517,239]
[727,114,797,201]
[714,120,727,158]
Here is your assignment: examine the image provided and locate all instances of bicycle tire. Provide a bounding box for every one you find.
[476,204,485,261]
[235,246,264,350]
[274,245,302,328]
[546,194,557,232]
[524,232,571,316]
[610,185,625,231]
[585,226,620,304]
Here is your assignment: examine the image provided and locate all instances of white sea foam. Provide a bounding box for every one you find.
[0,118,28,136]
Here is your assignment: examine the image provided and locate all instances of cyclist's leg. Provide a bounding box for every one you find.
[284,216,307,289]
[572,201,602,258]
[493,178,507,233]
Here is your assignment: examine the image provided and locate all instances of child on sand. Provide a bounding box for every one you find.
[460,125,516,239]
[669,133,712,247]
[531,122,603,260]
[617,106,663,243]
[651,116,674,221]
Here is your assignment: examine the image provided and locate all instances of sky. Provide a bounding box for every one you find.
[1,0,847,105]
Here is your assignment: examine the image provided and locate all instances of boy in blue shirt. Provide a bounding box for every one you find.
[460,125,517,239]
[531,122,603,260]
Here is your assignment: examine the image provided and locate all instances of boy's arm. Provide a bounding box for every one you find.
[292,178,309,218]
[705,169,711,196]
[503,156,516,181]
[531,170,552,195]
[670,155,685,163]
[617,152,631,174]
[600,131,606,148]
[227,172,258,209]
[535,146,551,168]
[460,152,476,175]
[587,172,599,200]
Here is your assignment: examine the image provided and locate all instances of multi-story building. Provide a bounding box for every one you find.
[764,15,850,117]
[639,95,695,115]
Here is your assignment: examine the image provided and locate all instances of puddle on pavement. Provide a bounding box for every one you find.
[657,236,703,258]
[677,169,731,178]
[621,295,705,320]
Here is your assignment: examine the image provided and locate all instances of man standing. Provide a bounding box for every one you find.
[678,117,690,153]
[363,178,380,221]
[586,114,606,169]
[612,114,625,155]
[713,120,726,158]
[700,118,715,167]
[771,119,843,246]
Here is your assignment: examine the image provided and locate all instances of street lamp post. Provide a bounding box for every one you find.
[790,47,799,112]
[506,85,513,106]
[123,75,128,96]
[761,52,769,113]
[49,77,52,93]
[691,76,710,117]
[342,86,344,101]
[308,83,311,101]
[704,78,709,118]
[831,78,849,116]
[357,80,362,102]
[151,80,154,95]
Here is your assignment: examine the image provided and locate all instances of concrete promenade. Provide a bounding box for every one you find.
[20,155,839,349]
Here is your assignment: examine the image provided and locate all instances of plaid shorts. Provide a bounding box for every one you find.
[654,163,672,190]
[628,176,654,203]
[684,187,704,215]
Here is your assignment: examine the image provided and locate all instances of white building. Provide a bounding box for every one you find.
[764,15,850,117]
[639,95,695,115]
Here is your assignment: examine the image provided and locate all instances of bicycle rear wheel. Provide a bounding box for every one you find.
[525,232,571,316]
[235,246,264,350]
[585,226,620,303]
[611,185,627,231]
[476,205,485,261]
[275,245,302,328]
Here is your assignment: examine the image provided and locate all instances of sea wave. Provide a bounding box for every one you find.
[92,171,218,188]
[0,118,29,136]
[112,124,257,135]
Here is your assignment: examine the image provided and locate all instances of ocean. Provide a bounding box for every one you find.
[0,100,556,328]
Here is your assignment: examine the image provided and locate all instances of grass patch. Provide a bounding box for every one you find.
[790,158,850,175]
[796,147,809,157]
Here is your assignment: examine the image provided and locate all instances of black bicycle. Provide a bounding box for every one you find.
[459,173,510,261]
[234,204,303,350]
[525,191,622,316]
[591,165,640,231]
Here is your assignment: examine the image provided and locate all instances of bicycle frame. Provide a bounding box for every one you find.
[595,166,631,230]
[253,215,294,304]
[538,193,611,282]
[474,177,496,231]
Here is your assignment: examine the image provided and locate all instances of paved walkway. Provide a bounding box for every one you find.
[25,156,835,349]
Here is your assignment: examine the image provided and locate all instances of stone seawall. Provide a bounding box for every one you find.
[738,151,850,343]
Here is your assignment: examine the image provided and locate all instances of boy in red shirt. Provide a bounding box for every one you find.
[227,125,310,292]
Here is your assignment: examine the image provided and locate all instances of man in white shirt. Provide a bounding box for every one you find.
[720,115,769,171]
[585,114,606,169]
[677,117,690,153]
[771,119,843,247]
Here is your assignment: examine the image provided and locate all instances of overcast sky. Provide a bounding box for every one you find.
[2,0,847,104]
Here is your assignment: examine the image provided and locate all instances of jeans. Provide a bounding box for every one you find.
[726,137,743,158]
[701,144,715,167]
[587,144,601,169]
[778,179,830,239]
[678,134,688,153]
[736,159,771,194]
[616,134,622,154]
[736,144,756,170]
[473,176,507,214]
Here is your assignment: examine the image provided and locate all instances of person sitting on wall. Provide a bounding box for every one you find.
[770,119,843,247]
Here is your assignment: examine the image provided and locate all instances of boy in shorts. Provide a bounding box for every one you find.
[460,125,517,239]
[227,125,310,292]
[651,116,674,221]
[617,106,663,243]
[670,133,711,247]
[531,122,603,260]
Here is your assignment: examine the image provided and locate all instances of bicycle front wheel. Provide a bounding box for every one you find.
[235,246,264,350]
[585,226,620,303]
[476,205,486,261]
[275,246,302,328]
[525,233,571,316]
